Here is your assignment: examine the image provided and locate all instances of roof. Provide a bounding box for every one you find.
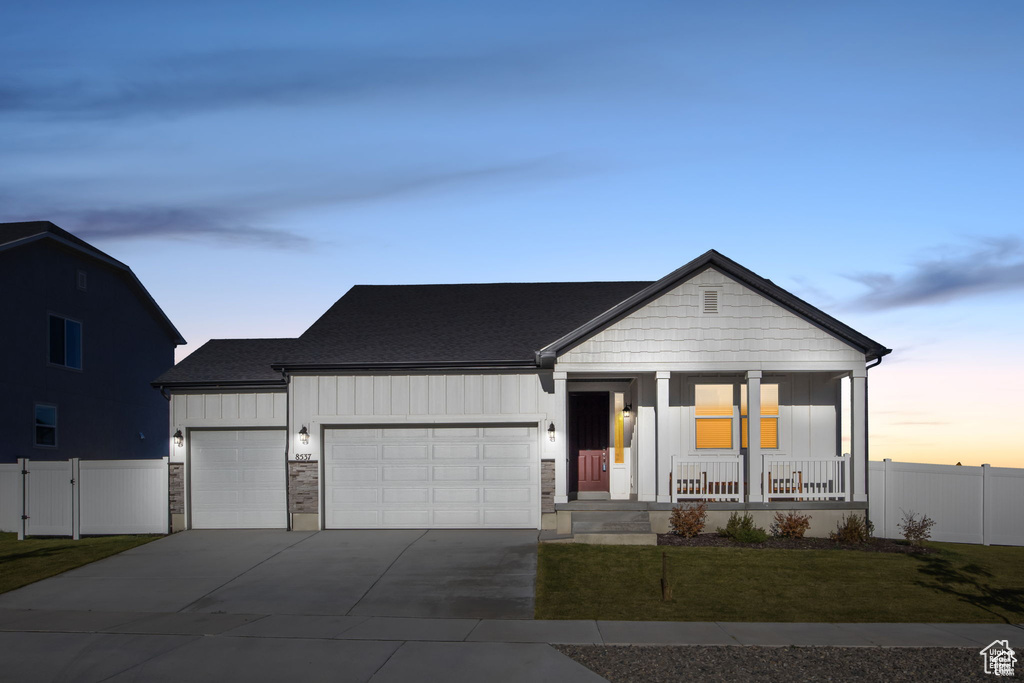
[0,221,186,345]
[153,338,295,388]
[153,249,891,387]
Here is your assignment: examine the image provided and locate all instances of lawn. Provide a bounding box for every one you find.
[535,542,1024,623]
[0,532,159,594]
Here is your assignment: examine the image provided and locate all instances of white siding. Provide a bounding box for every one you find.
[561,268,865,368]
[169,391,287,463]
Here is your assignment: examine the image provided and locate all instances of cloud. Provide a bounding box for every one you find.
[846,236,1024,309]
[0,43,611,121]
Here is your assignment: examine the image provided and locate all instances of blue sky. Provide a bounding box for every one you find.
[4,1,1023,466]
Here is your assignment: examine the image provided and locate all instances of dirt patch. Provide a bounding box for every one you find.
[657,533,937,554]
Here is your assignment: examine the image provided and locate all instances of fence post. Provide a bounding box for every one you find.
[17,458,27,541]
[882,459,893,539]
[71,458,81,540]
[981,464,991,546]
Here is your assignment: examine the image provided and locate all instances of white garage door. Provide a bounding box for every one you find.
[191,429,287,529]
[324,425,539,529]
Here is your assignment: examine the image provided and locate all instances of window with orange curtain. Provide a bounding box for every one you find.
[695,384,733,448]
[741,384,779,449]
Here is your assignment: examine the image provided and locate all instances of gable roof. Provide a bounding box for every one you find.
[0,221,186,345]
[537,249,891,364]
[153,250,890,387]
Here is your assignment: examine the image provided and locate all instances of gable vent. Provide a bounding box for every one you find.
[703,289,719,313]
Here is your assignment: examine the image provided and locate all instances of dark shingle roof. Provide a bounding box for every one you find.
[153,338,295,387]
[1,220,186,345]
[291,281,653,368]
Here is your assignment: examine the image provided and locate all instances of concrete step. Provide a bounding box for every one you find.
[538,530,575,543]
[573,532,658,546]
[570,510,652,534]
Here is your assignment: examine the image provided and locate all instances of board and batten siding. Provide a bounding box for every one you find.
[290,373,560,461]
[559,268,865,370]
[169,391,287,463]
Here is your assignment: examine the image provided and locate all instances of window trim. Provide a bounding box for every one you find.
[48,313,83,371]
[34,403,58,448]
[688,377,788,454]
[693,382,737,451]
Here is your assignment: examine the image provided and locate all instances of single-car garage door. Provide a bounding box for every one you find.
[190,429,287,529]
[324,425,539,529]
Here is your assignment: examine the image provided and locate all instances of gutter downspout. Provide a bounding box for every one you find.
[280,367,291,531]
[864,355,882,526]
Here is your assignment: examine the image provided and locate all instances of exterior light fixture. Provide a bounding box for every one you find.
[623,405,632,419]
[298,426,310,445]
[173,429,184,448]
[548,423,556,442]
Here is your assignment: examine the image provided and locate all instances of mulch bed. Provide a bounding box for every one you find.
[657,533,937,554]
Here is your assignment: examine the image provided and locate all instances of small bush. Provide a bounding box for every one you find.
[717,512,769,543]
[771,511,812,539]
[829,513,874,544]
[669,502,708,537]
[897,510,936,546]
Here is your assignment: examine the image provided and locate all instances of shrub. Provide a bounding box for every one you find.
[897,510,936,546]
[669,502,708,538]
[717,512,769,543]
[829,513,874,544]
[770,511,812,539]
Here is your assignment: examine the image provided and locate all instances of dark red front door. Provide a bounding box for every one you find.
[569,392,609,493]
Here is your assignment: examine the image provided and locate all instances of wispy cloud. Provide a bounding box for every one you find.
[846,237,1024,309]
[0,42,617,121]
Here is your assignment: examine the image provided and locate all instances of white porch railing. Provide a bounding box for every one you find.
[763,454,850,501]
[671,455,744,502]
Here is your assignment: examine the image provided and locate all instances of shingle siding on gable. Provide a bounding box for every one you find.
[560,269,865,365]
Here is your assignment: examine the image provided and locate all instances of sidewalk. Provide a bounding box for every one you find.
[1,609,1021,682]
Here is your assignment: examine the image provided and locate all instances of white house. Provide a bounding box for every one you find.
[153,250,889,538]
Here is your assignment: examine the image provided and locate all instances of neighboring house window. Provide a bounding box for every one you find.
[49,315,82,369]
[741,384,779,449]
[35,404,57,447]
[695,384,733,448]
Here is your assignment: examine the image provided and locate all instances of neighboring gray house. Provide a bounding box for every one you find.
[154,251,889,538]
[0,221,185,464]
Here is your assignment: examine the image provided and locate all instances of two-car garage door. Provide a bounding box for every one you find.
[324,425,539,529]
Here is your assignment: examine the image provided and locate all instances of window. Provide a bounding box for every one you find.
[695,384,733,448]
[35,404,57,447]
[741,384,779,449]
[49,315,82,369]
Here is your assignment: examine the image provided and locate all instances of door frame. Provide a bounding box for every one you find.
[567,380,635,500]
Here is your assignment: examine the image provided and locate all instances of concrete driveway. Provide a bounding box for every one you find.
[0,529,538,619]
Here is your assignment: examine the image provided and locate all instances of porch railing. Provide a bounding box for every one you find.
[763,454,850,502]
[671,455,744,502]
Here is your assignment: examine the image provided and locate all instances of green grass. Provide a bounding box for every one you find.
[535,542,1024,623]
[0,532,159,594]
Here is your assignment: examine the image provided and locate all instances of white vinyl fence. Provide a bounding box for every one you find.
[0,458,168,538]
[869,459,1024,546]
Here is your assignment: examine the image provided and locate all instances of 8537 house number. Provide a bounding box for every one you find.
[293,453,313,461]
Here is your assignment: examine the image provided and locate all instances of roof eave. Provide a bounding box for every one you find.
[272,359,538,374]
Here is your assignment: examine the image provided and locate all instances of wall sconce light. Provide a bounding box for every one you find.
[298,426,310,445]
[548,423,556,442]
[623,405,632,419]
[173,429,184,448]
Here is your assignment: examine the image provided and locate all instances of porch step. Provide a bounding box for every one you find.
[570,510,652,535]
[538,530,575,543]
[558,500,651,511]
[573,532,658,546]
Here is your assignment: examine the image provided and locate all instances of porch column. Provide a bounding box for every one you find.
[636,374,658,502]
[850,367,867,502]
[746,371,763,502]
[656,371,672,503]
[553,371,569,504]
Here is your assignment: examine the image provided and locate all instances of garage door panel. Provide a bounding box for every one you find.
[325,424,538,529]
[191,430,286,529]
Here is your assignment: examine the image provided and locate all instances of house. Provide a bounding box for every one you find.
[0,221,185,464]
[153,250,889,537]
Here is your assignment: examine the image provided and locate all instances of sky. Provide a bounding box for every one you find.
[3,1,1022,467]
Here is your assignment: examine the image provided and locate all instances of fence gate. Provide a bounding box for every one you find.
[24,459,76,537]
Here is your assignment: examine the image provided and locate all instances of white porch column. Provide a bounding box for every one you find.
[656,371,672,503]
[746,371,763,503]
[636,374,658,502]
[851,367,867,502]
[553,371,569,504]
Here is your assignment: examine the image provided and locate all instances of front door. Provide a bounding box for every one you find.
[570,392,609,493]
